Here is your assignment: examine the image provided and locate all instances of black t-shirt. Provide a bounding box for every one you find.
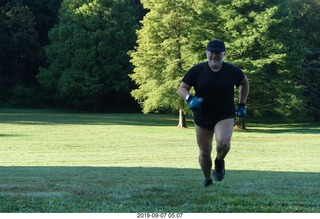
[182,61,245,118]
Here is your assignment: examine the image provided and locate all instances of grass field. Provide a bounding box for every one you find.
[0,108,319,213]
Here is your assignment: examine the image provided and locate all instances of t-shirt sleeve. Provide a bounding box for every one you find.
[182,65,197,87]
[234,66,245,87]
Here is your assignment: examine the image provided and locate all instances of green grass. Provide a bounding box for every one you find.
[0,108,319,212]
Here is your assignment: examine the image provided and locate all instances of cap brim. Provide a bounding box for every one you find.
[207,47,225,52]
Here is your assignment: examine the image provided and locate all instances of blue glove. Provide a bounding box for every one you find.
[187,95,203,110]
[236,104,246,117]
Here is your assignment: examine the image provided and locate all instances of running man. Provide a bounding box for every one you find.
[177,39,249,186]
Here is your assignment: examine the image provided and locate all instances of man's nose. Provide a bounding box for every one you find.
[211,53,219,58]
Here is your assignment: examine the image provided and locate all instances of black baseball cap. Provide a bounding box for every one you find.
[206,40,226,52]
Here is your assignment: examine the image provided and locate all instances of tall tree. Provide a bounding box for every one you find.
[23,0,62,47]
[217,0,305,119]
[0,1,40,106]
[37,0,138,112]
[304,49,320,121]
[289,0,320,49]
[130,0,306,126]
[289,0,320,121]
[130,0,219,127]
[0,8,12,104]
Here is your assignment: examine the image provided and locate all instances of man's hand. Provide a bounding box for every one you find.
[236,104,246,117]
[187,95,203,110]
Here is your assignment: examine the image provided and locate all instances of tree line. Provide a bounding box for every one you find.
[0,0,319,122]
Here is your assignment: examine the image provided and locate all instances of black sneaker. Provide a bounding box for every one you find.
[203,179,213,187]
[213,159,225,181]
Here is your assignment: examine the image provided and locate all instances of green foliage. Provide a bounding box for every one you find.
[130,0,308,119]
[304,49,320,121]
[289,0,320,121]
[217,0,305,118]
[22,0,62,46]
[0,12,12,104]
[0,1,40,106]
[130,0,217,114]
[10,85,38,106]
[289,0,320,49]
[37,0,138,111]
[0,0,319,117]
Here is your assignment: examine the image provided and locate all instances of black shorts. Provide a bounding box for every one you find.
[194,108,234,130]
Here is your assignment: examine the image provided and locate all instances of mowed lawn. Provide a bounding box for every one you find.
[0,108,319,213]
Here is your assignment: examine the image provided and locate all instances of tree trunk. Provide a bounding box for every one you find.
[234,117,246,130]
[315,111,320,122]
[93,98,102,113]
[177,108,187,128]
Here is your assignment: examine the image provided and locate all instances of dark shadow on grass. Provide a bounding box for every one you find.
[0,109,182,126]
[0,134,23,137]
[238,122,320,134]
[244,127,320,134]
[1,109,319,134]
[0,166,319,213]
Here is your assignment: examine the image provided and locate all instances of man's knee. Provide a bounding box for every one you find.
[216,139,230,151]
[199,147,212,158]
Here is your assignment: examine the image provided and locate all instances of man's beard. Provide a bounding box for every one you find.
[209,60,222,71]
